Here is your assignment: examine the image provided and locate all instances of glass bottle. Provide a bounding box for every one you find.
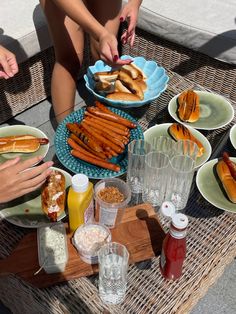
[160,213,188,280]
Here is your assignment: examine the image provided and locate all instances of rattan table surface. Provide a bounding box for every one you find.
[0,70,236,314]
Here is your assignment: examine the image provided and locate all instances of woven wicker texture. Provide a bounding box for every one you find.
[0,71,236,314]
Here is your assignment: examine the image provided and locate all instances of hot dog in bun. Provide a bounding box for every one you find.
[41,170,66,222]
[216,153,236,203]
[177,90,200,123]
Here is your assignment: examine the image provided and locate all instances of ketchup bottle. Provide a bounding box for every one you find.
[160,213,188,280]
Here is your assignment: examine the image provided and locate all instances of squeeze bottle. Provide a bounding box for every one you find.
[67,174,94,233]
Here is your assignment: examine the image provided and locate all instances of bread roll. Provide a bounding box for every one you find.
[216,159,236,203]
[0,139,40,154]
[93,70,119,82]
[106,92,141,101]
[114,80,132,93]
[169,123,204,157]
[95,80,115,94]
[41,170,66,222]
[118,71,144,100]
[177,90,200,123]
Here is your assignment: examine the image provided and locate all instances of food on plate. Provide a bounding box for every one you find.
[66,101,137,172]
[41,170,66,222]
[93,63,147,101]
[177,90,200,123]
[169,123,204,157]
[216,152,236,203]
[0,135,49,154]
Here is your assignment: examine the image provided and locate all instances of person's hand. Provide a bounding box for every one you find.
[0,45,19,79]
[120,0,142,47]
[98,31,133,66]
[0,156,54,203]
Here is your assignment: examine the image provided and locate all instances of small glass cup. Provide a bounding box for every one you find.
[151,136,176,158]
[98,242,129,305]
[174,139,199,165]
[142,151,170,207]
[165,154,195,210]
[127,139,152,194]
[94,178,131,229]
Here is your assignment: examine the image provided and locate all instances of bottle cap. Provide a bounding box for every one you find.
[172,213,188,230]
[160,201,175,218]
[72,174,89,193]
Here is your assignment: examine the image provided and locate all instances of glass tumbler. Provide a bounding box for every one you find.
[151,135,176,158]
[127,139,152,194]
[165,154,195,210]
[98,242,129,305]
[174,139,199,165]
[142,151,170,206]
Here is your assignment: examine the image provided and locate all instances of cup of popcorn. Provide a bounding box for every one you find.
[94,178,131,229]
[72,223,111,264]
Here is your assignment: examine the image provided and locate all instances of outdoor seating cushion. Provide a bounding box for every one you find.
[136,0,236,65]
[0,0,51,64]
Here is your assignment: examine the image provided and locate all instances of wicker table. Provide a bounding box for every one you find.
[0,70,236,314]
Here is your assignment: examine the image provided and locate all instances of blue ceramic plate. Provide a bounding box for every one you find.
[54,107,144,179]
[84,55,169,108]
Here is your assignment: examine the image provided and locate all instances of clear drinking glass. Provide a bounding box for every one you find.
[174,139,199,165]
[127,139,152,194]
[165,154,195,210]
[151,136,176,158]
[98,242,129,305]
[142,151,170,206]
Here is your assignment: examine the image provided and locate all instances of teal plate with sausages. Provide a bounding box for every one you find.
[54,107,144,179]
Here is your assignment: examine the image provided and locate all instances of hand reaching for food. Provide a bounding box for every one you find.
[0,157,53,203]
[120,0,142,46]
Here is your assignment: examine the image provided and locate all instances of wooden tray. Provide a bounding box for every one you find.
[0,203,165,288]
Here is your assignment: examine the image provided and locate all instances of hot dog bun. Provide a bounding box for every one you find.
[118,71,144,100]
[41,170,66,222]
[95,81,115,94]
[216,159,236,203]
[177,90,200,123]
[0,139,40,154]
[120,63,147,80]
[0,135,49,145]
[106,92,141,101]
[93,70,119,82]
[114,80,132,93]
[169,123,204,157]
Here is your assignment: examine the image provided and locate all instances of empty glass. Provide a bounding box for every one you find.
[165,154,195,210]
[142,151,170,206]
[98,242,129,305]
[151,136,176,158]
[127,139,152,194]
[175,139,199,165]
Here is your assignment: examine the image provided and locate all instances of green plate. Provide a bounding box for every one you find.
[144,123,212,169]
[0,125,49,164]
[0,167,72,228]
[230,124,236,150]
[168,91,234,130]
[196,158,236,212]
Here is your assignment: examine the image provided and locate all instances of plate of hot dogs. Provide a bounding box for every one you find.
[196,153,236,212]
[0,125,49,164]
[54,102,144,179]
[168,90,234,130]
[144,122,212,169]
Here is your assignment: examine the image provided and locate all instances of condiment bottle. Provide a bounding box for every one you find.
[67,174,94,233]
[160,213,188,280]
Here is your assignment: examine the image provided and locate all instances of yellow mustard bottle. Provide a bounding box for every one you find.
[67,174,94,233]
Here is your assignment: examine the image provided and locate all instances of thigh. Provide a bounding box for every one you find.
[40,0,84,64]
[86,0,122,59]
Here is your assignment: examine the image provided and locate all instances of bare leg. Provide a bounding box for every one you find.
[86,0,122,62]
[40,0,84,122]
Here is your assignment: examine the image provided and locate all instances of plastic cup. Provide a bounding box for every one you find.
[142,151,170,206]
[127,139,152,194]
[94,178,131,229]
[98,242,129,305]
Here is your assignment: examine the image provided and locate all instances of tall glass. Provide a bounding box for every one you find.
[165,154,195,210]
[174,139,199,165]
[151,136,176,158]
[98,242,129,305]
[127,139,152,194]
[142,151,170,206]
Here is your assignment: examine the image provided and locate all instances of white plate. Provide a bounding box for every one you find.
[144,123,212,169]
[0,125,49,164]
[196,158,236,213]
[0,167,72,228]
[229,124,236,150]
[168,91,234,130]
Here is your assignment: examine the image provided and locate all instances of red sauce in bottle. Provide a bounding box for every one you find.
[160,213,188,280]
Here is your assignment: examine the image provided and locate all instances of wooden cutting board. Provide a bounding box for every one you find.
[0,203,165,288]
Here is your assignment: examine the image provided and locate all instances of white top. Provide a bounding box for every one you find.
[172,213,188,230]
[71,174,89,193]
